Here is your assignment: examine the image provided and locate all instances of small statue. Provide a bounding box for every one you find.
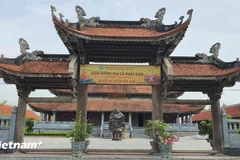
[108,108,125,141]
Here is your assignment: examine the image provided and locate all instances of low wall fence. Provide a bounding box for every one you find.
[0,106,17,153]
[222,108,240,156]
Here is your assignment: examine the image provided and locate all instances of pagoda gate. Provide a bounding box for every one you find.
[0,5,239,153]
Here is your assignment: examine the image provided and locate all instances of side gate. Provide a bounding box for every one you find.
[222,108,240,156]
[0,106,17,153]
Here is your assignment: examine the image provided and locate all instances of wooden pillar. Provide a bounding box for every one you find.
[210,92,223,153]
[15,87,30,143]
[76,84,88,141]
[152,85,163,153]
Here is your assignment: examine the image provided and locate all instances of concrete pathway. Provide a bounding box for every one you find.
[23,136,212,150]
[1,136,237,160]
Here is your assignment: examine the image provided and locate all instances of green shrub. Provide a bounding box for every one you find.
[25,132,67,136]
[66,115,93,142]
[25,118,34,133]
[199,120,213,142]
[237,129,240,135]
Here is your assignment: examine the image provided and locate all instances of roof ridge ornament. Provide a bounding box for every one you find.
[50,5,56,18]
[19,38,43,61]
[140,8,193,30]
[155,7,166,25]
[196,42,221,63]
[51,5,100,30]
[209,42,221,58]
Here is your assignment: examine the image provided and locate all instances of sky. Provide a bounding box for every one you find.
[0,0,239,109]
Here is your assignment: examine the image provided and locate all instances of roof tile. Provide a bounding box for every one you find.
[29,100,204,114]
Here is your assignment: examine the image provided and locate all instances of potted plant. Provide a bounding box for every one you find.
[66,115,93,157]
[144,119,178,158]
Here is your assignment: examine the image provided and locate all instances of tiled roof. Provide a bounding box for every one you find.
[192,104,240,122]
[0,61,70,75]
[29,100,204,114]
[0,104,40,119]
[171,64,240,77]
[1,61,238,78]
[53,18,189,39]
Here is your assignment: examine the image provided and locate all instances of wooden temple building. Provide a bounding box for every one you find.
[0,5,239,153]
[28,86,204,137]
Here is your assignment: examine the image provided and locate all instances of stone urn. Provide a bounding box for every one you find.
[71,141,90,157]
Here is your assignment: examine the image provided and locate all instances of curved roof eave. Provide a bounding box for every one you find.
[52,16,190,42]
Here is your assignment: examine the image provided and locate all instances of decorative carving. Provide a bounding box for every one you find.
[209,42,221,58]
[196,42,221,63]
[178,16,184,25]
[18,38,43,61]
[108,108,125,141]
[75,5,86,21]
[155,8,166,25]
[19,38,30,55]
[187,9,193,21]
[50,5,57,18]
[59,13,66,24]
[140,18,155,28]
[74,5,100,29]
[141,8,192,29]
[79,57,85,64]
[17,86,31,98]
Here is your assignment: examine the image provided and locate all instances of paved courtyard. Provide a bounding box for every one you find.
[24,135,212,150]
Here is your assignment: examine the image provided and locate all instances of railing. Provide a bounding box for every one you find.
[33,121,75,132]
[222,108,240,156]
[0,106,17,153]
[167,123,199,132]
[227,119,240,132]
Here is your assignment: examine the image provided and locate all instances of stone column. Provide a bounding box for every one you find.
[15,86,30,143]
[100,112,104,137]
[129,112,132,126]
[181,116,184,124]
[44,113,47,121]
[48,114,51,121]
[40,112,43,121]
[152,85,163,153]
[176,114,180,124]
[185,115,188,124]
[76,84,88,141]
[52,111,56,122]
[209,92,223,153]
[189,114,193,124]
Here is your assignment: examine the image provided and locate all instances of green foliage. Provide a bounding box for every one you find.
[66,115,93,142]
[199,120,213,142]
[25,132,67,136]
[25,118,34,133]
[226,114,232,119]
[0,114,8,116]
[237,129,240,135]
[144,119,168,139]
